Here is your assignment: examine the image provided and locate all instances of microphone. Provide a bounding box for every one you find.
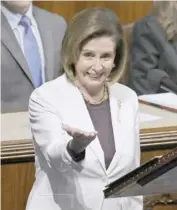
[160,77,177,95]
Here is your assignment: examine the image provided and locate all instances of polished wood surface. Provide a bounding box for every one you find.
[154,206,177,210]
[1,163,35,210]
[2,128,177,162]
[34,1,153,24]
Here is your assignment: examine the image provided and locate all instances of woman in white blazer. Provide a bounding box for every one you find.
[26,8,143,210]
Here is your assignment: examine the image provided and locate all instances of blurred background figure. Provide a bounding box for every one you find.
[130,1,177,95]
[1,0,67,113]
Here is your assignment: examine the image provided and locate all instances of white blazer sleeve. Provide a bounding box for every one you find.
[29,89,85,172]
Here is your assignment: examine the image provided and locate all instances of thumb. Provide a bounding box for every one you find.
[62,124,73,136]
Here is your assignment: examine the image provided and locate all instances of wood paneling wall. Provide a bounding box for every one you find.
[34,1,153,24]
[1,163,35,210]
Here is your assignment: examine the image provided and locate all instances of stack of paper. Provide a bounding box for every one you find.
[138,93,177,112]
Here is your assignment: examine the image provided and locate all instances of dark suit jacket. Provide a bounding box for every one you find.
[1,6,67,113]
[129,15,177,95]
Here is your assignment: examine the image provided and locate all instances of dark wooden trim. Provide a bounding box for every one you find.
[1,127,177,164]
[1,156,35,165]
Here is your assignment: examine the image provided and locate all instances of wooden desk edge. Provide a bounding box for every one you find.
[140,126,177,134]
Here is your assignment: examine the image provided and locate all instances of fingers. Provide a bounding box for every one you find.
[90,131,98,137]
[62,124,83,137]
[84,131,97,140]
[62,124,97,139]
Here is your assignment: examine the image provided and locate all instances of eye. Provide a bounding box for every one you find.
[101,53,113,59]
[83,52,94,58]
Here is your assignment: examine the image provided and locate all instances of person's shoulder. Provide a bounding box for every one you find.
[133,14,165,46]
[134,15,155,28]
[33,5,67,26]
[110,83,138,103]
[134,14,161,35]
[30,75,65,101]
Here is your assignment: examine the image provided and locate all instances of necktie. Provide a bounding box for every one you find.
[19,15,42,87]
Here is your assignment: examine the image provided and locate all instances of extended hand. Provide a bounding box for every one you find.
[62,124,97,154]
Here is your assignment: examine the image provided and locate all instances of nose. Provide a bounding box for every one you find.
[92,58,103,72]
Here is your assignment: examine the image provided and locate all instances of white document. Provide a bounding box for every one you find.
[140,113,162,123]
[139,93,177,109]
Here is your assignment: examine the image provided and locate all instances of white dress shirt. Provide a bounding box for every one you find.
[1,3,45,82]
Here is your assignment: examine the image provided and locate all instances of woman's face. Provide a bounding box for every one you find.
[75,36,116,91]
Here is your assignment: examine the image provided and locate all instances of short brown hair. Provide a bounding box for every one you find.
[61,7,128,84]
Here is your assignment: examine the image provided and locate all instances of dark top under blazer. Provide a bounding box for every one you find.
[129,15,177,95]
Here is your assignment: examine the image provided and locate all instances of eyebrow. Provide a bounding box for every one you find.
[81,49,114,54]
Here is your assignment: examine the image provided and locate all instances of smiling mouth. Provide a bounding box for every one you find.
[87,73,103,79]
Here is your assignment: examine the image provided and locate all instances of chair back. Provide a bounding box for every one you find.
[119,23,134,85]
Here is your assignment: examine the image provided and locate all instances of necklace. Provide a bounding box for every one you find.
[78,84,109,105]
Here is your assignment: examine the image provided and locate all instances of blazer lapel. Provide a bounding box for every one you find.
[33,6,54,82]
[89,129,106,172]
[1,12,34,86]
[106,88,124,175]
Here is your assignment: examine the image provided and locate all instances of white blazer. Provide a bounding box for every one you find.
[26,74,143,210]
